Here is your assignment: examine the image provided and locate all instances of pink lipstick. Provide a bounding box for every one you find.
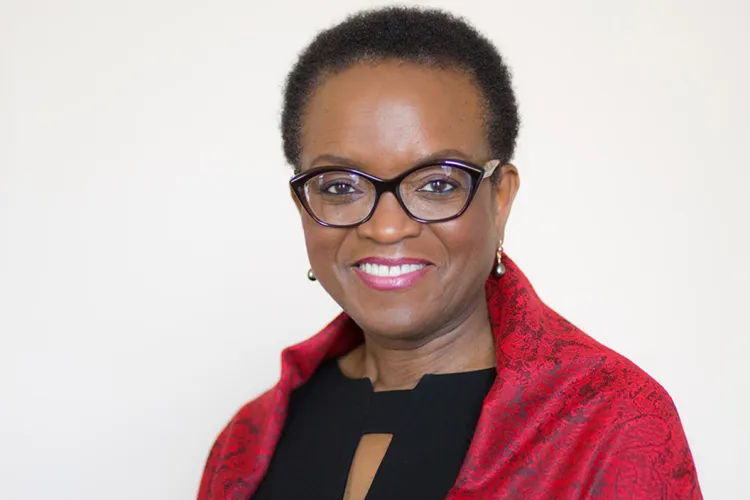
[352,257,433,291]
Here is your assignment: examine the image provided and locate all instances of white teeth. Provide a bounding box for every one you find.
[358,263,426,277]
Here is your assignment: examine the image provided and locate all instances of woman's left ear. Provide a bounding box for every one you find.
[493,163,520,236]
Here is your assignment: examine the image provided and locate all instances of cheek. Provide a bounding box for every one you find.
[433,199,497,267]
[301,217,345,269]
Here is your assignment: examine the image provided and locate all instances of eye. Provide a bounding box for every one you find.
[320,181,359,195]
[419,178,458,193]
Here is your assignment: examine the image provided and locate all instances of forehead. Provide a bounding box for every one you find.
[300,61,489,175]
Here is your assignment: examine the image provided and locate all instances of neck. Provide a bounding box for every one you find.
[338,298,496,392]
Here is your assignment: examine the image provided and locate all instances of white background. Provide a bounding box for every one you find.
[1,0,748,498]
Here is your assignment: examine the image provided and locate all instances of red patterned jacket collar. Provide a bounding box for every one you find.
[198,255,701,499]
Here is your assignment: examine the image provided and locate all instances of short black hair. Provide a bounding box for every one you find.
[281,6,520,175]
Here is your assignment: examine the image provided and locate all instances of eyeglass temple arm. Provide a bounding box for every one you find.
[482,160,501,179]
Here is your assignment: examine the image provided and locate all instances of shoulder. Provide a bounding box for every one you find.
[535,309,702,498]
[197,387,279,500]
[212,386,278,457]
[223,387,277,438]
[197,361,340,499]
[534,303,670,404]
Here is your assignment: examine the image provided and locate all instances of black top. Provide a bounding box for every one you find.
[253,359,496,499]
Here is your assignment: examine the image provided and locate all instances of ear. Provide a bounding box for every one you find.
[493,163,520,243]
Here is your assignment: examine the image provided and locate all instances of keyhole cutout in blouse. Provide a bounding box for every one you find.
[343,433,393,500]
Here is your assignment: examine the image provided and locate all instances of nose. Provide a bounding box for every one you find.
[356,192,422,244]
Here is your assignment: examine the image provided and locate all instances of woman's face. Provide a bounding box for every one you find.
[297,61,518,341]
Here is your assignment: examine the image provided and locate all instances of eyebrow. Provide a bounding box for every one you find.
[306,148,476,170]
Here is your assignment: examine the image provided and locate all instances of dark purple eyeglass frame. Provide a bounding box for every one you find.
[289,158,500,228]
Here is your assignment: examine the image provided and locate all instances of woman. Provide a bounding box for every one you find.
[199,7,701,499]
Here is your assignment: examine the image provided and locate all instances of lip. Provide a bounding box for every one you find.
[352,257,433,291]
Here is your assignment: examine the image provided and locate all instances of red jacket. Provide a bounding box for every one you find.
[198,257,702,499]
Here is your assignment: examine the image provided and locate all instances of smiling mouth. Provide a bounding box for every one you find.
[356,262,427,277]
[351,258,433,291]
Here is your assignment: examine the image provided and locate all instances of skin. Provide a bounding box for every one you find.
[295,60,520,392]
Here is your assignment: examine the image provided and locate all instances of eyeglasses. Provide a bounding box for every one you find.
[290,159,500,228]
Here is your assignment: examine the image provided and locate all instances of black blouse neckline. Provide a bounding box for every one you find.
[332,359,497,392]
[253,358,496,499]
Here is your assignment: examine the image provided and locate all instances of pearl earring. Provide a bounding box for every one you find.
[494,241,506,277]
[307,268,317,281]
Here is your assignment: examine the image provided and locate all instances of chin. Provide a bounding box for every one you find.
[347,305,435,343]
